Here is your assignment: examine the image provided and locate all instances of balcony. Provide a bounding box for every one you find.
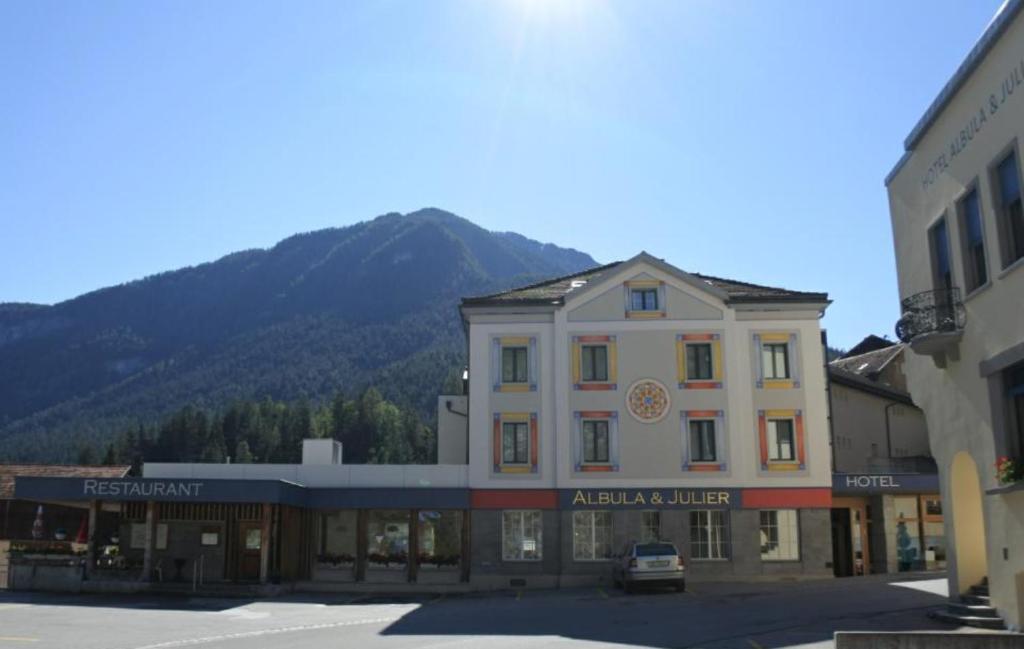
[895,288,965,363]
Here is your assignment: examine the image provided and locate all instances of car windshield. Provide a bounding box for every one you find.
[635,543,677,557]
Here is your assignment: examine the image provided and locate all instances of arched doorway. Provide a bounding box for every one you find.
[950,451,987,593]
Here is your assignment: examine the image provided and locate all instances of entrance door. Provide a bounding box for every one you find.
[238,524,262,581]
[831,509,853,577]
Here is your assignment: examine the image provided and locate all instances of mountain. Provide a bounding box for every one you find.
[0,208,597,461]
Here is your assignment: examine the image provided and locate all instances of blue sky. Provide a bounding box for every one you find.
[0,0,1005,349]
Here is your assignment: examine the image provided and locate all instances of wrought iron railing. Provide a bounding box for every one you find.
[895,288,965,343]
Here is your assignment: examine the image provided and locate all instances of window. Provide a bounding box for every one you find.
[690,511,728,560]
[994,150,1024,267]
[686,343,713,381]
[581,345,608,382]
[630,288,659,311]
[762,343,790,379]
[501,346,528,384]
[958,187,988,291]
[689,420,717,462]
[929,218,953,292]
[502,510,542,561]
[581,420,610,464]
[1007,361,1024,458]
[573,511,613,561]
[641,511,660,543]
[760,510,799,560]
[767,419,795,461]
[501,422,529,464]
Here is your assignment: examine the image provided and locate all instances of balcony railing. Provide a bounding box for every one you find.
[895,288,965,355]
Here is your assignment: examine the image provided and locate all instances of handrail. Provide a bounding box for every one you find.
[895,287,965,343]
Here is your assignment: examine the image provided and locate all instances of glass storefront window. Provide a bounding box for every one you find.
[368,510,409,570]
[923,520,947,568]
[502,510,542,561]
[417,511,462,570]
[317,510,357,570]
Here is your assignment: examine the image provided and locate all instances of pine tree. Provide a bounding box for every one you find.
[234,440,254,464]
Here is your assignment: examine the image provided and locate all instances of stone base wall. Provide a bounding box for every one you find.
[470,507,833,590]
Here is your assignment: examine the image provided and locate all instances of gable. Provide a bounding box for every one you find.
[566,268,724,322]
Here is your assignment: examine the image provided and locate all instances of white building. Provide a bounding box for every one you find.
[886,0,1024,630]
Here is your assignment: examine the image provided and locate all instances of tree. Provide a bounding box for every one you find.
[76,444,99,466]
[101,444,120,465]
[234,440,254,464]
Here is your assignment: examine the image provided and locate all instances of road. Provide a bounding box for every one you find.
[0,574,968,649]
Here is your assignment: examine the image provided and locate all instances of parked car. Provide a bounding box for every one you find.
[612,541,685,593]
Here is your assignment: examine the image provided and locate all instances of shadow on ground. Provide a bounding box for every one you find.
[377,575,959,648]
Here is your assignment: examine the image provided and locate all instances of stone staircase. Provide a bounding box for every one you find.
[930,578,1006,630]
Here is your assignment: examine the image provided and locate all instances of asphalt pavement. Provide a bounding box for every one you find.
[0,573,972,649]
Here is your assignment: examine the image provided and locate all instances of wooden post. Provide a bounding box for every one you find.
[355,510,368,582]
[259,503,272,585]
[408,509,419,583]
[84,500,99,579]
[460,509,471,583]
[141,501,156,582]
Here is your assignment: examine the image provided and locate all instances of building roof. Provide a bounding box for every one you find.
[886,0,1024,184]
[833,343,904,378]
[829,344,915,406]
[0,465,130,500]
[843,334,897,359]
[461,255,829,307]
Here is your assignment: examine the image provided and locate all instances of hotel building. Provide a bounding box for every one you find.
[886,0,1024,630]
[5,253,833,592]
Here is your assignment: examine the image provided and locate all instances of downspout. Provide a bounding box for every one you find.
[822,330,837,473]
[884,401,900,462]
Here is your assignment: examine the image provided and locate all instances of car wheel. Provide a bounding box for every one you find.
[676,580,686,593]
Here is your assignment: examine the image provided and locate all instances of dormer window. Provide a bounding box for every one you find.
[630,288,659,311]
[624,280,665,319]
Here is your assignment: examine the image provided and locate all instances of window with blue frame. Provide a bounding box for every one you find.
[995,151,1024,267]
[1008,362,1024,460]
[958,188,988,291]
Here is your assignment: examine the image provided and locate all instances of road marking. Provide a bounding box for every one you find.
[596,588,608,599]
[126,617,401,649]
[747,639,764,649]
[0,638,39,643]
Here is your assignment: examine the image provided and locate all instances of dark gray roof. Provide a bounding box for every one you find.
[460,261,828,307]
[886,0,1023,185]
[831,344,904,379]
[829,344,915,406]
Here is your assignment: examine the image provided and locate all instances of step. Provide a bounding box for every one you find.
[929,610,1006,630]
[962,594,991,606]
[948,603,1001,618]
[970,585,990,596]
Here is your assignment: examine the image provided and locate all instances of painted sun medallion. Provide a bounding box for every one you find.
[626,379,671,423]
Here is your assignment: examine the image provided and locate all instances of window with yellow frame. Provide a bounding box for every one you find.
[754,332,800,389]
[572,335,617,391]
[624,279,666,319]
[676,333,723,389]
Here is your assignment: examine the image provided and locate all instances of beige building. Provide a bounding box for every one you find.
[827,339,942,578]
[886,0,1024,630]
[460,252,834,588]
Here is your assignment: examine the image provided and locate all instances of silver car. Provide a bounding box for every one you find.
[612,541,686,593]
